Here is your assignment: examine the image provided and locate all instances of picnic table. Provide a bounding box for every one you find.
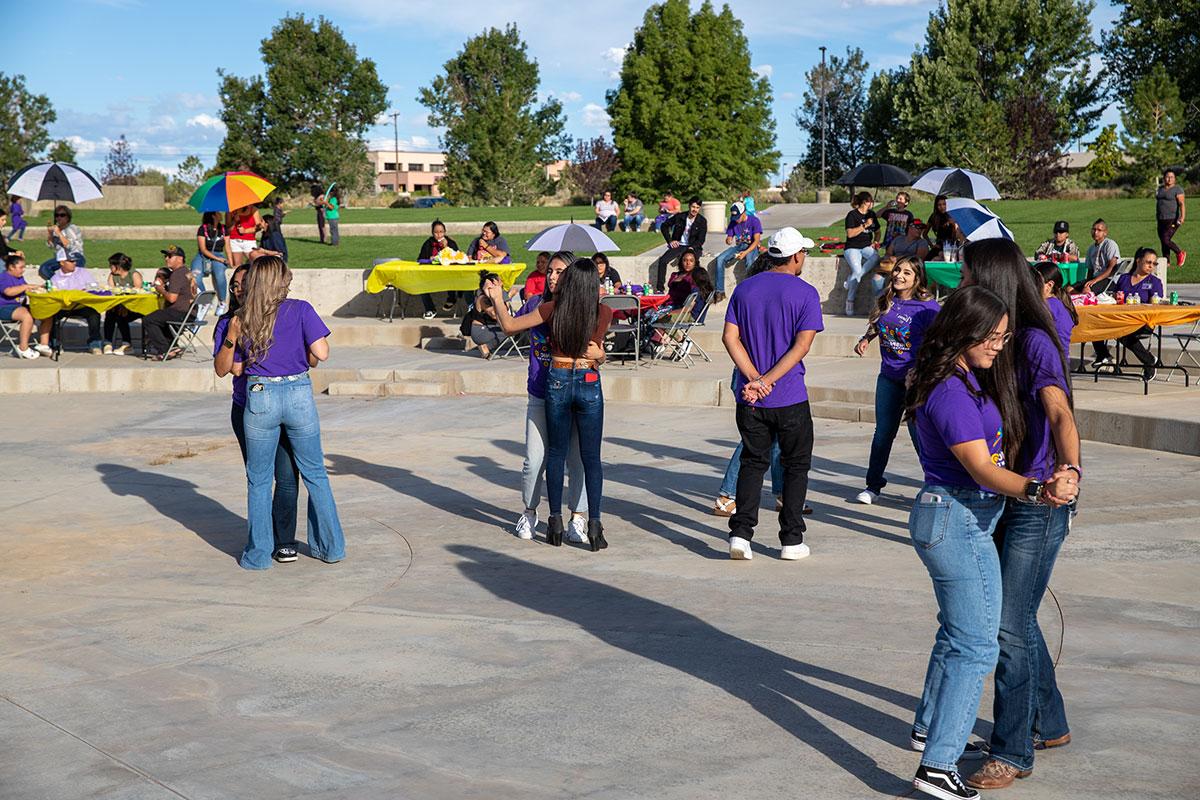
[1070,304,1200,393]
[366,260,526,322]
[924,261,1087,290]
[27,289,161,320]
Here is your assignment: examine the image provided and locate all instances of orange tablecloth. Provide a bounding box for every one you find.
[1071,305,1200,343]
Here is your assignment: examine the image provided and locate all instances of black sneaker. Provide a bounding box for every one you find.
[273,545,298,563]
[914,765,980,800]
[1143,364,1158,382]
[910,728,988,758]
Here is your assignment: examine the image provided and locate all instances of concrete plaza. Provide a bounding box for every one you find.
[1,390,1197,799]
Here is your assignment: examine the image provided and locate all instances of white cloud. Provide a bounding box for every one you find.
[411,135,430,147]
[604,45,628,65]
[64,135,101,158]
[753,64,774,79]
[558,90,582,102]
[780,91,797,100]
[186,113,226,131]
[582,103,610,129]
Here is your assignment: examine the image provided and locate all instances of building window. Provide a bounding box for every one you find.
[408,163,424,172]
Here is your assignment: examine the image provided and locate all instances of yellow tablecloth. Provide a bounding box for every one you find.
[1071,305,1200,343]
[365,261,525,295]
[27,290,163,320]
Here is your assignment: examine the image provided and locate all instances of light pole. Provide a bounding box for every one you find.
[389,111,401,194]
[819,46,827,191]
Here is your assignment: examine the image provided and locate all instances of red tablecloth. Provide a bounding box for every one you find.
[601,293,670,320]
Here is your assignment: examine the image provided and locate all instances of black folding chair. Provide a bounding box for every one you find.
[601,295,641,367]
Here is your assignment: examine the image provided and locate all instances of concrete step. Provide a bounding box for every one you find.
[811,400,873,423]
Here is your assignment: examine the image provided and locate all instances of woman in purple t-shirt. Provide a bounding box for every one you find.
[510,251,591,543]
[904,286,1077,800]
[957,239,1083,791]
[852,256,939,503]
[214,255,345,570]
[1032,260,1078,355]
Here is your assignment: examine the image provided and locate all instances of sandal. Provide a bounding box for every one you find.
[712,495,736,517]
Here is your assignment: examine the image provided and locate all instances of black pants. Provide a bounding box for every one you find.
[316,211,326,243]
[652,245,700,291]
[1158,218,1182,260]
[53,308,102,347]
[1092,325,1156,366]
[730,400,813,546]
[142,307,188,354]
[103,310,142,345]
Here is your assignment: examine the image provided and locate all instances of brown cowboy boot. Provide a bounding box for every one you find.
[967,759,1033,790]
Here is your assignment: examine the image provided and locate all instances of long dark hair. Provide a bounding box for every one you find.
[927,194,952,240]
[482,221,500,239]
[1033,260,1078,325]
[550,257,601,357]
[907,285,1024,467]
[677,247,714,301]
[223,264,251,318]
[544,250,575,299]
[868,256,934,328]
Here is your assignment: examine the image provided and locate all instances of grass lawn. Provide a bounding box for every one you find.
[74,231,665,274]
[20,205,604,227]
[793,198,1200,282]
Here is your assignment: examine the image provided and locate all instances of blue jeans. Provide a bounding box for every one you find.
[231,402,303,549]
[593,215,617,232]
[988,500,1071,770]
[241,374,345,569]
[545,366,604,520]
[523,395,587,513]
[39,251,86,280]
[865,374,920,493]
[190,251,228,302]
[713,244,759,292]
[620,213,645,232]
[842,247,881,308]
[910,485,1005,771]
[719,440,781,497]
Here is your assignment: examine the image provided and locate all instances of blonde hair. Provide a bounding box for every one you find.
[236,255,291,366]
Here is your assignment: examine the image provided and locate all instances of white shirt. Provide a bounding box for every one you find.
[681,215,696,245]
[595,200,620,219]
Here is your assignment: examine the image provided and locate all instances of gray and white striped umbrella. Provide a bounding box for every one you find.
[7,161,104,203]
[524,223,620,253]
[912,167,1000,200]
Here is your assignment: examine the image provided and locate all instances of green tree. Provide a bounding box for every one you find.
[215,15,388,193]
[47,139,77,164]
[1103,2,1200,148]
[0,73,56,179]
[606,0,778,198]
[101,134,139,186]
[862,70,899,164]
[1120,64,1189,186]
[879,0,1103,194]
[175,155,207,188]
[1085,124,1123,185]
[419,25,568,206]
[794,47,870,183]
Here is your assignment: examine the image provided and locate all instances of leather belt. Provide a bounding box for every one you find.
[551,358,600,370]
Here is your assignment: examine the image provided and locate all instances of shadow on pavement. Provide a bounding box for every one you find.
[95,462,243,560]
[450,544,914,795]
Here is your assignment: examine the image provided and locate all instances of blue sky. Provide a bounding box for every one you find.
[17,0,1121,183]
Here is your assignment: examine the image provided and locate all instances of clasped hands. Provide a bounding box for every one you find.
[742,375,773,403]
[1039,466,1080,507]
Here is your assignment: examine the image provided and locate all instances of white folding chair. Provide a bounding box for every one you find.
[164,290,218,361]
[601,295,641,367]
[650,292,702,366]
[0,314,24,354]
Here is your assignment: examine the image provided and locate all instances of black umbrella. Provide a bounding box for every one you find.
[834,163,914,188]
[7,161,104,203]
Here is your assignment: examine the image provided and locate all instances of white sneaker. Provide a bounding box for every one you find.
[102,343,113,355]
[729,536,753,560]
[855,489,879,505]
[514,510,537,540]
[215,302,228,317]
[780,543,811,560]
[113,344,130,355]
[34,344,52,356]
[845,300,856,316]
[16,347,39,359]
[566,515,588,543]
[422,310,436,319]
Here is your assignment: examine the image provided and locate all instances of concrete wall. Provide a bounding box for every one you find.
[31,185,164,213]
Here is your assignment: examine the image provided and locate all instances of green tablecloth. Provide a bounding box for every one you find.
[924,261,1087,290]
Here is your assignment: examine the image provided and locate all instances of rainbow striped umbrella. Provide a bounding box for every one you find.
[187,170,276,212]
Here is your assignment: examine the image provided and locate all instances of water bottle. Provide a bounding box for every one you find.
[605,278,614,296]
[1150,293,1160,305]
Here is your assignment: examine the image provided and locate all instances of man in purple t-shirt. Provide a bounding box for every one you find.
[712,201,763,302]
[722,226,823,561]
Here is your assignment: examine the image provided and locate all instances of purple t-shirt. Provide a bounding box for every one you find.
[725,215,763,248]
[915,370,1006,488]
[237,299,331,378]
[876,298,940,382]
[1114,272,1163,304]
[213,315,247,406]
[725,271,824,408]
[518,295,552,398]
[1048,297,1074,355]
[1016,328,1070,481]
[0,272,26,306]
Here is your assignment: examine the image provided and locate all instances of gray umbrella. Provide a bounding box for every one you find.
[524,223,620,253]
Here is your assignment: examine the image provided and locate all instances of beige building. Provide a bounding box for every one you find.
[368,149,447,195]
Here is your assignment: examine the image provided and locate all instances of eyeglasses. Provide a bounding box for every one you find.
[981,331,1013,347]
[55,213,68,218]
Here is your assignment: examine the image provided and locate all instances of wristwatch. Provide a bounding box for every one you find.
[223,339,235,349]
[1022,479,1046,505]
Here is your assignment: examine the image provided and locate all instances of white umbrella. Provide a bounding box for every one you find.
[525,223,620,253]
[913,167,1000,200]
[944,198,1014,241]
[7,161,104,203]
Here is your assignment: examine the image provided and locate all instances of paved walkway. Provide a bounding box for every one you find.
[1,392,1197,799]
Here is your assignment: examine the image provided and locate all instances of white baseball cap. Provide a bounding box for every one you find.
[730,201,745,217]
[766,227,815,258]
